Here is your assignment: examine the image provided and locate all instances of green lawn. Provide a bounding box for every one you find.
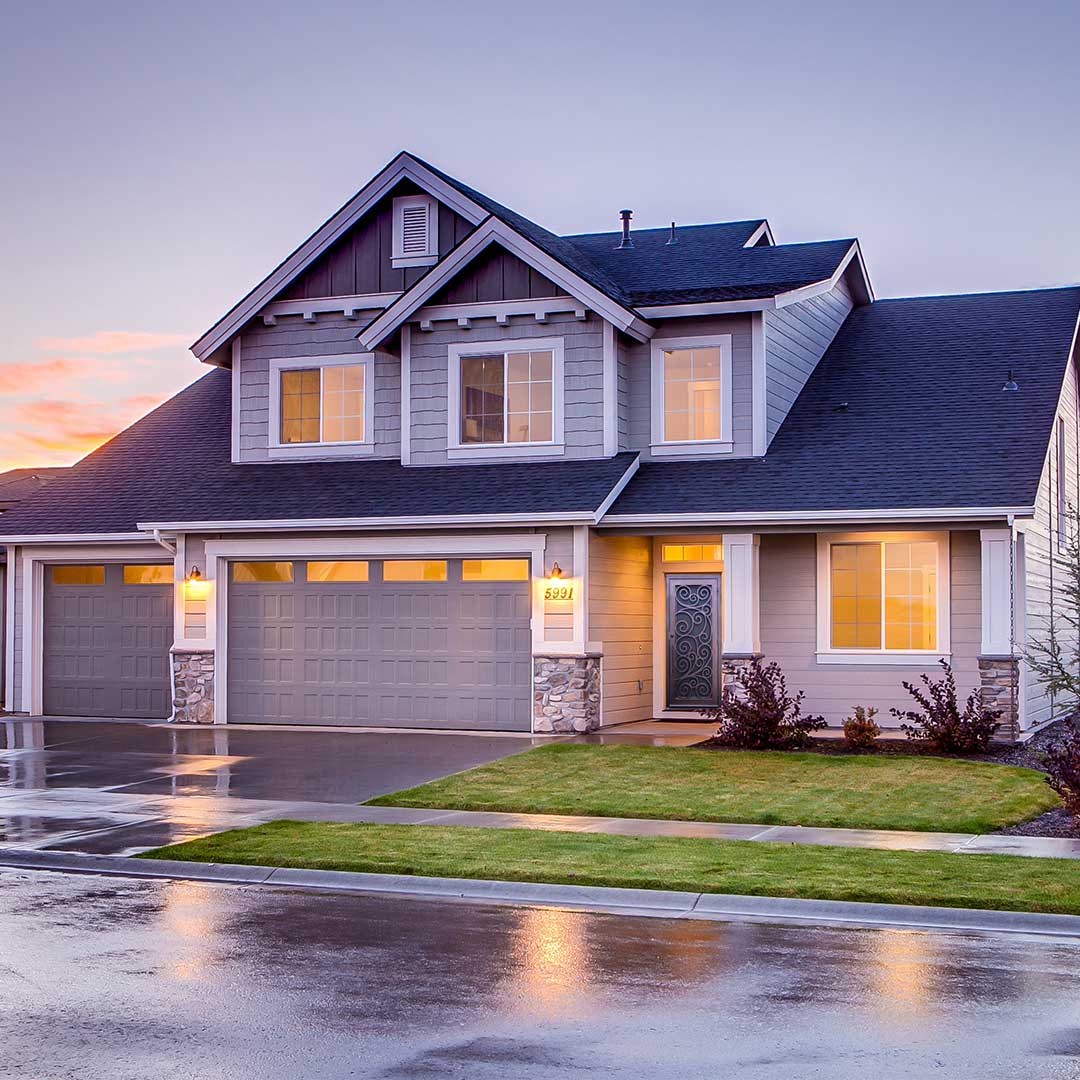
[140,820,1080,915]
[366,744,1057,834]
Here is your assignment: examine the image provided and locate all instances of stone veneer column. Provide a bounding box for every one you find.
[172,649,215,724]
[533,654,602,733]
[978,656,1019,742]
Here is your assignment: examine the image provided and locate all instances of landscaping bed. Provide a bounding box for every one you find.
[366,743,1058,834]
[138,820,1080,916]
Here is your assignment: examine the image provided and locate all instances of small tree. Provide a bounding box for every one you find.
[1043,722,1080,821]
[843,706,880,750]
[704,657,826,750]
[1025,506,1080,721]
[890,659,1001,753]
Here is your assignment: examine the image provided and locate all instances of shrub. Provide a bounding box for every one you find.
[889,659,1001,754]
[843,706,880,750]
[704,657,826,750]
[1042,722,1080,821]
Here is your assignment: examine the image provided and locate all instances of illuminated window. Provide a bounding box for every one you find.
[830,541,938,651]
[279,361,367,445]
[662,544,723,563]
[232,561,294,583]
[51,565,104,586]
[123,564,173,585]
[460,350,553,445]
[383,560,448,582]
[462,558,530,581]
[662,347,722,442]
[306,561,369,583]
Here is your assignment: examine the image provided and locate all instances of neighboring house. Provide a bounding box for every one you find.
[1,152,1077,740]
[0,468,67,708]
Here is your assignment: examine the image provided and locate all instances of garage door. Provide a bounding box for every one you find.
[227,557,533,729]
[43,562,174,718]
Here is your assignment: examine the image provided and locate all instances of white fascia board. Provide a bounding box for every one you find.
[358,218,653,350]
[137,513,597,533]
[742,220,775,248]
[592,455,640,521]
[415,297,588,324]
[773,240,875,309]
[190,153,487,362]
[636,297,776,319]
[0,532,152,544]
[203,534,548,560]
[600,506,1035,526]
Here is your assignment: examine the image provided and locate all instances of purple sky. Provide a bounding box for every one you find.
[1,0,1077,470]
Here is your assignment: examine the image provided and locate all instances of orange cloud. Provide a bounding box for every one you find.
[32,331,191,355]
[0,358,84,393]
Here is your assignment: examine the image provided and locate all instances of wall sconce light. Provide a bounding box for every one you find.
[184,565,209,598]
[547,562,564,583]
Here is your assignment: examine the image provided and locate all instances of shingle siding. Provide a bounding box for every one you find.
[408,311,606,465]
[764,275,854,443]
[236,314,401,463]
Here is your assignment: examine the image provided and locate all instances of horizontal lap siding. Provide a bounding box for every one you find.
[543,528,575,642]
[236,316,401,463]
[183,535,209,640]
[759,531,981,727]
[764,276,853,443]
[409,312,605,465]
[589,533,652,725]
[1023,358,1079,730]
[625,314,756,457]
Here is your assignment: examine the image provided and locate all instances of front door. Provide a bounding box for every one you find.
[665,575,721,709]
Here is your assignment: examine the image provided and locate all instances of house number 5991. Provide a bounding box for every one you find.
[544,585,575,601]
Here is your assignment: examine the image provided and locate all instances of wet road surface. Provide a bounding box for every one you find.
[4,867,1080,1079]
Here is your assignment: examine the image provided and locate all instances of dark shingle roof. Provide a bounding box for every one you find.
[610,286,1080,516]
[0,371,637,536]
[0,467,68,512]
[419,155,855,308]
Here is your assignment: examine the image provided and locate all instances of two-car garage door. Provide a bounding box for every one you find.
[226,557,533,730]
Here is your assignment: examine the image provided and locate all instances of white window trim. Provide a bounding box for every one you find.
[268,354,376,460]
[446,336,565,459]
[649,334,734,455]
[815,531,951,665]
[392,194,439,268]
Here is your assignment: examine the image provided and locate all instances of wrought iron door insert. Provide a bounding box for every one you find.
[665,575,721,708]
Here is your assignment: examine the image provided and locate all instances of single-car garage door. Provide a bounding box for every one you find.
[43,562,174,718]
[227,557,532,729]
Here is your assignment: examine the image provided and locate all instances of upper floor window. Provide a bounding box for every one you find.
[816,533,950,662]
[269,354,374,457]
[392,194,438,268]
[447,338,565,458]
[650,335,733,455]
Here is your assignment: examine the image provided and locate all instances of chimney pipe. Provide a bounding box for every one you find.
[616,209,634,249]
[666,221,677,245]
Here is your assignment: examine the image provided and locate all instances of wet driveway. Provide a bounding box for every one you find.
[3,866,1080,1079]
[0,718,542,854]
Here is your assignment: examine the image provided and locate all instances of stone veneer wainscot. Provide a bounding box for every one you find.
[533,654,602,733]
[172,650,215,724]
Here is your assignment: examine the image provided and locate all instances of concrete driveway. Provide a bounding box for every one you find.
[0,718,546,855]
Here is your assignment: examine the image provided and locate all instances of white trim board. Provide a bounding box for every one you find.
[415,298,588,328]
[138,512,601,533]
[260,292,400,323]
[191,152,487,363]
[358,216,654,350]
[602,506,1034,527]
[649,333,734,456]
[445,336,565,459]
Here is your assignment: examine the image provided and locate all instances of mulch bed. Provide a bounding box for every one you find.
[698,720,1080,839]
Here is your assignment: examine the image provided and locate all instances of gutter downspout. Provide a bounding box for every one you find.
[152,528,176,556]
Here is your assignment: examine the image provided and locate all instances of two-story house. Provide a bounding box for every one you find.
[2,152,1077,740]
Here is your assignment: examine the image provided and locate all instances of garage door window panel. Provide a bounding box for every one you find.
[383,560,448,583]
[124,564,173,585]
[306,561,370,583]
[52,565,105,586]
[232,562,295,583]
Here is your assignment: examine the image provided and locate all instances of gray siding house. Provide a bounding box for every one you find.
[2,152,1078,740]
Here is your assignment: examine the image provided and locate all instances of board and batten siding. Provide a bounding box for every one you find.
[234,314,401,463]
[428,247,568,305]
[588,533,653,725]
[624,314,755,458]
[1021,354,1080,730]
[758,531,981,727]
[408,312,605,465]
[763,276,854,444]
[278,182,474,300]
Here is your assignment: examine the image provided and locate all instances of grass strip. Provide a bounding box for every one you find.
[139,820,1080,915]
[366,743,1057,834]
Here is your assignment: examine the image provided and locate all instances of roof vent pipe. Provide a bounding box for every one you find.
[666,221,677,245]
[616,209,634,249]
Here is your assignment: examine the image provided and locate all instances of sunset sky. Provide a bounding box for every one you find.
[2,0,1078,473]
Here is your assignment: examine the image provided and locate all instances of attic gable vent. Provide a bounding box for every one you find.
[392,194,439,268]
